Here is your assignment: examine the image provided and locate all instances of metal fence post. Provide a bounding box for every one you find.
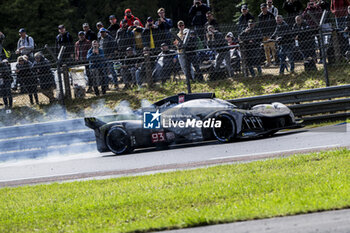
[62,64,72,100]
[319,11,330,87]
[45,45,67,117]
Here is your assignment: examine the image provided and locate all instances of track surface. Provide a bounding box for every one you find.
[160,209,350,233]
[0,124,348,186]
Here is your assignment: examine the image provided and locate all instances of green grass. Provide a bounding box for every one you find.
[1,149,349,233]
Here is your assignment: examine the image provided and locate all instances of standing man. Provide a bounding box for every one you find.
[271,15,296,75]
[121,9,143,27]
[155,8,173,45]
[107,15,119,38]
[116,19,135,57]
[142,17,161,52]
[99,28,118,89]
[87,40,107,96]
[0,32,5,60]
[56,25,74,62]
[0,59,13,108]
[239,20,263,77]
[283,0,303,25]
[238,5,255,33]
[258,3,277,67]
[75,31,93,93]
[331,0,350,30]
[82,23,97,42]
[189,0,211,40]
[267,0,279,17]
[16,28,35,60]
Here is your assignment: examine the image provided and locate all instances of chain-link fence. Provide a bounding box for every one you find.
[1,10,350,126]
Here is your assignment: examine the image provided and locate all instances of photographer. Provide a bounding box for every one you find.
[142,17,161,51]
[87,40,107,96]
[189,0,211,40]
[155,8,173,45]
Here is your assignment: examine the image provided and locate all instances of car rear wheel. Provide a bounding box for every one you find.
[212,113,236,142]
[106,126,133,155]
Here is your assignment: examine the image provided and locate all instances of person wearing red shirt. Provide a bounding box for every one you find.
[120,9,143,28]
[331,0,350,29]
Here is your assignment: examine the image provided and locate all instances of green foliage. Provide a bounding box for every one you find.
[0,149,349,232]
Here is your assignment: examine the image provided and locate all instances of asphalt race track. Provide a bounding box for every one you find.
[0,123,349,187]
[160,209,350,233]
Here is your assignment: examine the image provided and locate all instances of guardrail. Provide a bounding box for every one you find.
[0,85,349,162]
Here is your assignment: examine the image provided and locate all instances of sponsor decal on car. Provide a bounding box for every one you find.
[143,110,222,129]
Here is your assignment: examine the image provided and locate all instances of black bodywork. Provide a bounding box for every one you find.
[85,93,302,155]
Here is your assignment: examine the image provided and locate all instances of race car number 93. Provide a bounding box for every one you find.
[151,132,165,143]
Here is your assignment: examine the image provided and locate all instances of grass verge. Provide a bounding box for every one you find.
[1,149,349,233]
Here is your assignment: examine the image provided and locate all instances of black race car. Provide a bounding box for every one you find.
[85,93,302,155]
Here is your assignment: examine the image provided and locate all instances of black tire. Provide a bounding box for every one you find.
[106,126,133,155]
[212,113,237,142]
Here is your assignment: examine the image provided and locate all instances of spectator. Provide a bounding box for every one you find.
[189,0,211,40]
[239,20,263,77]
[136,47,155,87]
[107,15,119,38]
[121,9,143,28]
[238,5,255,33]
[293,15,317,60]
[87,40,107,96]
[302,0,323,28]
[16,56,39,104]
[155,8,173,45]
[271,15,296,75]
[207,25,234,77]
[142,17,161,51]
[258,3,277,67]
[121,47,138,89]
[82,23,98,42]
[0,59,13,108]
[116,19,135,57]
[132,21,144,54]
[152,43,177,84]
[99,28,118,89]
[174,20,195,80]
[74,31,93,93]
[267,0,279,17]
[225,32,241,73]
[16,28,35,60]
[0,32,5,60]
[204,11,220,31]
[56,25,74,62]
[318,0,330,11]
[96,22,111,40]
[32,52,56,103]
[75,31,92,62]
[184,30,204,81]
[283,0,303,25]
[331,0,350,30]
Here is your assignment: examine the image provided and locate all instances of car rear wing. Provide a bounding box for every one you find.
[153,93,216,107]
[84,117,106,130]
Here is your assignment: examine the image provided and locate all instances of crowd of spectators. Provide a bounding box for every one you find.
[1,0,350,108]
